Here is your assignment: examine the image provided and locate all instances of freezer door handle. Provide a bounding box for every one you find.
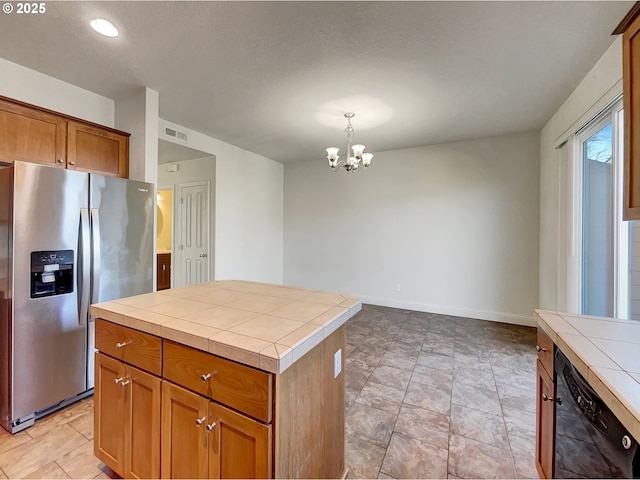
[90,208,101,321]
[79,208,91,325]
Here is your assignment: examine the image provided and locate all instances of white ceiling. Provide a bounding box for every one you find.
[0,1,632,164]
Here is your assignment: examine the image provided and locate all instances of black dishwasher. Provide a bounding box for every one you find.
[554,349,640,478]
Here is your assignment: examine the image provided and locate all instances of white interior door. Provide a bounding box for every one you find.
[177,181,209,286]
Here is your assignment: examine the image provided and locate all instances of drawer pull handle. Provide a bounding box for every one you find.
[57,158,64,164]
[206,422,217,431]
[115,341,130,349]
[201,372,216,382]
[536,345,546,353]
[196,416,206,426]
[69,161,75,166]
[120,380,130,387]
[114,377,124,385]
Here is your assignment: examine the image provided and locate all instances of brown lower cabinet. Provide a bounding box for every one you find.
[535,328,557,479]
[94,353,162,479]
[535,359,556,479]
[94,318,345,479]
[161,382,271,479]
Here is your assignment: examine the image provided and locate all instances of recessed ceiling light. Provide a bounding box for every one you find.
[90,18,119,38]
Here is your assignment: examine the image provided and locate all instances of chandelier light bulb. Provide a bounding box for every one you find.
[362,153,373,167]
[351,144,365,159]
[326,147,339,161]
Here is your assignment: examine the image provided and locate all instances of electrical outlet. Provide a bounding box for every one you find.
[334,349,342,378]
[394,283,401,293]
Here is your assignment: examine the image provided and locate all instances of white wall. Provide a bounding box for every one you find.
[539,38,623,310]
[159,120,284,284]
[284,131,540,325]
[215,153,284,284]
[115,87,159,184]
[0,57,114,126]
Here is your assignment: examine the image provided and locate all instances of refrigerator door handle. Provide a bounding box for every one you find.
[79,208,91,325]
[90,208,101,321]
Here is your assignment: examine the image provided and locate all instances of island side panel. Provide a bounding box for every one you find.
[323,325,346,479]
[274,325,346,479]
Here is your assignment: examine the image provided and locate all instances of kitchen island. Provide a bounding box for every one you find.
[535,309,640,478]
[90,280,361,479]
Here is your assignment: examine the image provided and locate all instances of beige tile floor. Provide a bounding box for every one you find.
[0,304,539,479]
[0,397,117,479]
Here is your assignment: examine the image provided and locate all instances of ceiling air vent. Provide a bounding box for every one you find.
[164,125,188,142]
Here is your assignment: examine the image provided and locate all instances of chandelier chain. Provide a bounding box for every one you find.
[345,118,354,141]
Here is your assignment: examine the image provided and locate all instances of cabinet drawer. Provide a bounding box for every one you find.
[536,328,554,378]
[163,341,272,423]
[95,319,162,376]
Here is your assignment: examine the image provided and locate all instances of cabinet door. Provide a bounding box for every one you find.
[208,402,272,479]
[67,120,128,178]
[157,254,171,291]
[94,353,126,476]
[535,360,556,479]
[161,382,209,479]
[124,365,161,479]
[0,98,66,167]
[623,12,640,220]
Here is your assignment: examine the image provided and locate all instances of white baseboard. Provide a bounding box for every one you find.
[354,294,536,328]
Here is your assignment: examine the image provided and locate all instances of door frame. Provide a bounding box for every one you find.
[174,180,211,287]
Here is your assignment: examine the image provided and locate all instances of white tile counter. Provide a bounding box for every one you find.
[90,280,361,374]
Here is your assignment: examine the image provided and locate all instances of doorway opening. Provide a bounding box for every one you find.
[157,139,215,288]
[156,187,173,290]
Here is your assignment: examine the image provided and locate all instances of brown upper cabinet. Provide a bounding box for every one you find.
[0,96,129,178]
[615,3,640,219]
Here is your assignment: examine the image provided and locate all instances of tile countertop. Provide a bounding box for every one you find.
[535,309,640,442]
[90,280,361,375]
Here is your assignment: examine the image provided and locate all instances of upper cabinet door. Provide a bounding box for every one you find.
[619,5,640,219]
[0,98,67,167]
[67,120,129,178]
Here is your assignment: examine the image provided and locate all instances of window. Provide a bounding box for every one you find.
[574,101,629,318]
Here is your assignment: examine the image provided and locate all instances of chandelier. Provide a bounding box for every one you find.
[325,112,373,173]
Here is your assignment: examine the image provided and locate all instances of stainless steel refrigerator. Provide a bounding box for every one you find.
[0,161,154,433]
